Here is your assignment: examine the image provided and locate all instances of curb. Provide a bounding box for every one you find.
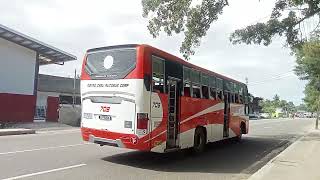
[0,129,36,136]
[247,127,316,180]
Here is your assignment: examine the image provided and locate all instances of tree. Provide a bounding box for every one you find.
[273,94,281,107]
[303,82,320,112]
[294,38,320,113]
[287,101,297,113]
[295,38,320,81]
[261,99,276,116]
[296,103,309,111]
[142,0,320,59]
[260,95,297,117]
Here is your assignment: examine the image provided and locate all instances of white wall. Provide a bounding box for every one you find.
[0,38,37,95]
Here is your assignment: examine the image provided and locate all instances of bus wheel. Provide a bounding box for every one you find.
[193,127,206,153]
[236,123,245,142]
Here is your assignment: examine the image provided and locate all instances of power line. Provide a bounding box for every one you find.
[249,73,295,86]
[249,70,294,84]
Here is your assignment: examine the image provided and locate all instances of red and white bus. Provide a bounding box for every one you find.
[81,44,249,153]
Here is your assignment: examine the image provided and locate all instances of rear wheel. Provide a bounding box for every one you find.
[193,127,206,153]
[236,123,245,142]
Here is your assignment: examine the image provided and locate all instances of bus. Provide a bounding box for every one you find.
[80,44,249,153]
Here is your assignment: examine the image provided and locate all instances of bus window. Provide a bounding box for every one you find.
[192,84,201,98]
[227,92,232,103]
[210,87,216,100]
[239,95,243,104]
[152,56,165,93]
[235,94,239,103]
[184,82,191,97]
[85,48,136,80]
[202,86,209,99]
[217,90,223,100]
[231,93,235,103]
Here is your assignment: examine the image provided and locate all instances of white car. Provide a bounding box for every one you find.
[259,113,270,119]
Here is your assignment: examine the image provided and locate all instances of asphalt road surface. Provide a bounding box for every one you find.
[0,118,314,180]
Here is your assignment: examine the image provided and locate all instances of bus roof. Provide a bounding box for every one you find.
[140,44,245,85]
[86,44,245,86]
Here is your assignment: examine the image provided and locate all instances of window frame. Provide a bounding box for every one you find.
[151,55,165,94]
[183,81,192,97]
[192,83,202,99]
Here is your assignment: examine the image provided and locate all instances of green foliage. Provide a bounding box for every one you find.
[261,99,276,116]
[273,94,281,107]
[260,94,297,116]
[294,38,320,112]
[295,39,320,80]
[142,0,320,59]
[303,82,320,112]
[296,102,309,111]
[142,0,229,60]
[231,0,320,49]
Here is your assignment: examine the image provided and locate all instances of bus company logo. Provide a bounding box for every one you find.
[130,137,138,144]
[100,106,110,112]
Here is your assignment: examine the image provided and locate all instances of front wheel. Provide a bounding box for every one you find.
[193,128,206,153]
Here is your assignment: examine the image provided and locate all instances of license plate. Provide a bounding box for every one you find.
[99,115,112,121]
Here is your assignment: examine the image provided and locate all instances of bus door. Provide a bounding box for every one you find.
[223,92,230,137]
[166,77,180,149]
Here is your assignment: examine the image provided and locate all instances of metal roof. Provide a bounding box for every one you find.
[0,24,77,65]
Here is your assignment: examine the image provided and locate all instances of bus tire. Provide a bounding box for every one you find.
[236,123,246,142]
[193,127,206,153]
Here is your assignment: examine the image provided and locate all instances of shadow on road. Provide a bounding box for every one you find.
[102,136,294,174]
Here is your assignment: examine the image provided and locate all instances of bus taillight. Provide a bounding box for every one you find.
[137,113,149,129]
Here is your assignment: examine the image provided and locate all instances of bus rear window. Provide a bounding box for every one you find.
[85,48,136,80]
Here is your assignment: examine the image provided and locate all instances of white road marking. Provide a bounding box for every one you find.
[0,143,91,156]
[1,164,86,180]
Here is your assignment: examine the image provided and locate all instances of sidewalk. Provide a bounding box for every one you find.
[7,121,78,131]
[0,128,35,136]
[249,129,320,180]
[0,122,78,136]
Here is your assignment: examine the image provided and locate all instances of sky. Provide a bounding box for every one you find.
[0,0,308,105]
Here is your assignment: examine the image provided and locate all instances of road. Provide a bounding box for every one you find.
[0,118,314,180]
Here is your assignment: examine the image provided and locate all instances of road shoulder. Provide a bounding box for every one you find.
[248,129,320,180]
[0,128,35,136]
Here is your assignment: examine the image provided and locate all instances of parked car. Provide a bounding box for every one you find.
[259,113,270,119]
[249,114,259,120]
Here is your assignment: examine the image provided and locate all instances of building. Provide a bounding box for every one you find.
[0,24,76,123]
[35,74,81,126]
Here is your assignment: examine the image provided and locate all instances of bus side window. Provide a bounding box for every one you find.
[210,87,216,100]
[231,93,235,103]
[239,95,243,104]
[184,82,191,97]
[228,93,232,103]
[192,84,201,98]
[235,94,240,103]
[202,86,209,99]
[217,90,223,100]
[152,56,165,93]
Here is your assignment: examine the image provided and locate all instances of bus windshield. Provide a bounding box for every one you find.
[85,48,136,80]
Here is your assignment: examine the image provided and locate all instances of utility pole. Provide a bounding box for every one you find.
[245,77,248,86]
[316,96,320,130]
[316,78,320,130]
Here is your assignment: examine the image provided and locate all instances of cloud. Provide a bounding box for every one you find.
[0,0,306,104]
